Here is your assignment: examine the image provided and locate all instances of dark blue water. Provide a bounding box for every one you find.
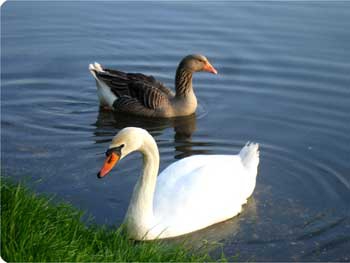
[2,2,350,261]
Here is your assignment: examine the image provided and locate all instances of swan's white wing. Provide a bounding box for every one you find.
[153,154,257,237]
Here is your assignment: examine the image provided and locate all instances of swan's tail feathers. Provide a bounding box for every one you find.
[89,62,105,79]
[239,142,260,173]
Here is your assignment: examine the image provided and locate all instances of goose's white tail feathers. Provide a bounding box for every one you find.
[94,62,104,72]
[239,142,260,173]
[88,62,117,108]
[89,62,104,79]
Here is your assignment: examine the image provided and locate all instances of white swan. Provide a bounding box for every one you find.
[97,127,260,240]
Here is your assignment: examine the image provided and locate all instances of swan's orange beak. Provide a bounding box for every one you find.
[97,152,120,178]
[203,61,218,75]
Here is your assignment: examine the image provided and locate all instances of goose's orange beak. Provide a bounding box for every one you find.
[97,152,120,178]
[203,61,218,75]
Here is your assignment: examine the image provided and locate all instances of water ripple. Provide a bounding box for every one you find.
[2,2,350,261]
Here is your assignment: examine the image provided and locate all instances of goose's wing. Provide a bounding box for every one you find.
[112,96,161,117]
[95,68,174,110]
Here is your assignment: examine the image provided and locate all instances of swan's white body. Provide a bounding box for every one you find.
[100,128,259,240]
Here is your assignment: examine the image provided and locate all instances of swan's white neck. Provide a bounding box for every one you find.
[124,133,159,240]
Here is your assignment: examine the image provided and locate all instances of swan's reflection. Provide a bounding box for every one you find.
[93,109,204,158]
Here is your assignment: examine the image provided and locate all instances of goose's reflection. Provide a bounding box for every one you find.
[93,109,202,158]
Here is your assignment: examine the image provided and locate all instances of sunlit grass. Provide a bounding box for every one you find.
[1,179,224,262]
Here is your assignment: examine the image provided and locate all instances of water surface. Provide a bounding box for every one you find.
[2,2,350,261]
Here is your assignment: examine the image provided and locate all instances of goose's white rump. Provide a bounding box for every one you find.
[98,127,260,240]
[89,62,117,108]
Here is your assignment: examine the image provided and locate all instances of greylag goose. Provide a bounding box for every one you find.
[89,54,217,118]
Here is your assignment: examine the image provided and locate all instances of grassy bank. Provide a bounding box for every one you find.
[1,180,222,262]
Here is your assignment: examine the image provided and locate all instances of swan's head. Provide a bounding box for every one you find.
[97,127,147,178]
[179,54,217,75]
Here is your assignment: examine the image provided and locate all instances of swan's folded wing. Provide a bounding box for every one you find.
[154,155,255,227]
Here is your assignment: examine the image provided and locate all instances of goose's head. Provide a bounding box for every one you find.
[97,127,146,178]
[179,54,217,74]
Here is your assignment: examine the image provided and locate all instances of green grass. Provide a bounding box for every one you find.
[1,179,224,262]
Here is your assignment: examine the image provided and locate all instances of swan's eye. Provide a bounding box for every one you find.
[105,145,124,156]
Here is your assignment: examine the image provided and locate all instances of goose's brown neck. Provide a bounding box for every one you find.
[175,68,193,98]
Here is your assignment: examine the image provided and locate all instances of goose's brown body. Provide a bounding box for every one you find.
[89,54,217,118]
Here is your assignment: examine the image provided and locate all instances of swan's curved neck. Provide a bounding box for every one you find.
[124,134,159,239]
[175,67,193,97]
